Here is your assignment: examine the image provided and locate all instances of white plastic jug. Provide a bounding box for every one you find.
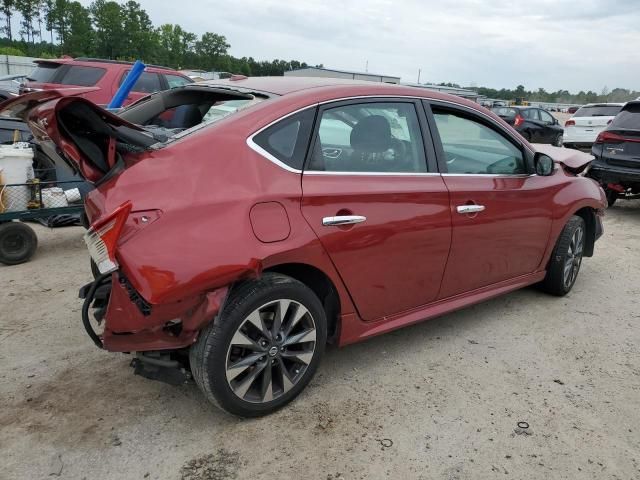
[42,187,69,209]
[0,144,34,212]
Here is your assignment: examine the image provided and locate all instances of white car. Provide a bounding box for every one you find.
[563,103,624,150]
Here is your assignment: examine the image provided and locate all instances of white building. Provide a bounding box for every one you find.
[284,67,400,84]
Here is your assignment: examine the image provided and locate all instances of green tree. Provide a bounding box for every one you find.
[1,0,15,40]
[195,32,229,70]
[121,1,157,61]
[16,0,40,43]
[90,0,124,58]
[156,23,195,68]
[49,0,71,46]
[64,1,93,56]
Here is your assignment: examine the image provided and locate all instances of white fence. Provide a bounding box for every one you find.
[0,55,37,76]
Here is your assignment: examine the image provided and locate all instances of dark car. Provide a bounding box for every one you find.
[590,101,640,206]
[491,106,564,146]
[20,57,192,107]
[1,79,605,417]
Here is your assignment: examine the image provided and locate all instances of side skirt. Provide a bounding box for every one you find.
[338,271,546,346]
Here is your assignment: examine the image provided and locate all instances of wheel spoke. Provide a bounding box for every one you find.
[246,310,271,340]
[230,329,264,351]
[232,360,268,399]
[226,352,264,382]
[261,362,273,402]
[277,357,295,394]
[281,350,314,365]
[285,304,309,336]
[272,300,291,336]
[283,327,316,347]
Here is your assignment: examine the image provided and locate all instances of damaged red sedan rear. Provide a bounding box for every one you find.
[3,77,606,417]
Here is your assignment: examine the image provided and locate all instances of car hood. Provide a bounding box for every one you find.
[531,143,593,172]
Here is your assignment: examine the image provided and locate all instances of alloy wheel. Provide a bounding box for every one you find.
[563,226,584,288]
[225,299,317,403]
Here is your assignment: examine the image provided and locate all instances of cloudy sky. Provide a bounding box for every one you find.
[88,0,639,92]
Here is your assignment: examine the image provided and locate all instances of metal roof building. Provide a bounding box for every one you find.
[284,67,400,84]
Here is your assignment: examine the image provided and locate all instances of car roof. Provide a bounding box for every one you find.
[199,76,483,107]
[580,103,625,107]
[34,57,178,72]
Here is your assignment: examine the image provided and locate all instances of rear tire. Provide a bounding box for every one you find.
[190,272,327,417]
[0,222,37,265]
[540,215,586,296]
[552,133,563,147]
[605,188,618,208]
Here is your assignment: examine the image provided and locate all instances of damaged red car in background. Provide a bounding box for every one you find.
[1,77,606,417]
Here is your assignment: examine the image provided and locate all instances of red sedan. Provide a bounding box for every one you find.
[4,77,606,417]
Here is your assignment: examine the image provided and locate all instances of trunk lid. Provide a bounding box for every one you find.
[0,91,159,183]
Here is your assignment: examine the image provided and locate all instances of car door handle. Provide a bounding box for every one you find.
[322,215,367,226]
[456,205,485,214]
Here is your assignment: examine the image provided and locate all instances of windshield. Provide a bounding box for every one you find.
[574,105,622,117]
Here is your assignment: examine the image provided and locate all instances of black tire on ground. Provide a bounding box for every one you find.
[605,188,618,208]
[0,221,38,265]
[552,133,563,147]
[540,215,586,296]
[190,272,327,417]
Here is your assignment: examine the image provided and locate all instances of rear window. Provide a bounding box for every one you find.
[492,107,517,118]
[574,105,622,117]
[27,63,60,82]
[610,103,640,130]
[58,65,106,86]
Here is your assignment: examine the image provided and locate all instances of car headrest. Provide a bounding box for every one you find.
[350,115,392,153]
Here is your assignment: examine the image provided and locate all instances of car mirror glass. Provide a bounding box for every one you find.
[534,153,554,176]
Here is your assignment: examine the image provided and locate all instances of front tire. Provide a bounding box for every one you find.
[540,215,586,296]
[190,273,327,417]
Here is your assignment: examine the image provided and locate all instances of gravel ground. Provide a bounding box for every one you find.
[1,200,639,480]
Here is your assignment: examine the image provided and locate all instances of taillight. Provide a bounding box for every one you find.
[595,131,625,144]
[565,119,575,127]
[514,114,524,127]
[84,201,132,274]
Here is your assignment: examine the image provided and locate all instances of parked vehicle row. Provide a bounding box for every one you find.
[0,77,605,417]
[20,57,193,107]
[589,101,640,206]
[563,103,624,150]
[491,106,564,146]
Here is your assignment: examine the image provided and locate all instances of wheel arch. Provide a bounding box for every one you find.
[263,262,341,343]
[573,206,598,257]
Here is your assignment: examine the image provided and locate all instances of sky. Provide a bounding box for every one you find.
[79,0,639,92]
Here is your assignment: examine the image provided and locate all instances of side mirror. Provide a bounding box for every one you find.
[534,153,554,176]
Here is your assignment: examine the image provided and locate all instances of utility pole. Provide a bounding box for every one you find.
[365,60,368,72]
[417,69,421,84]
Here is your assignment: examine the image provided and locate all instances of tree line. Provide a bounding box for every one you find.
[0,0,312,76]
[439,83,640,104]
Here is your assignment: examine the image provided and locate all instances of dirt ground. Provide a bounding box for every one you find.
[1,200,639,480]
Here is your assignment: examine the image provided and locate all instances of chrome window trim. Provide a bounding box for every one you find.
[246,103,318,174]
[305,171,440,177]
[441,173,535,178]
[246,94,534,175]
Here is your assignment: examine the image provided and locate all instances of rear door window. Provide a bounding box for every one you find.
[574,105,622,117]
[522,109,539,120]
[120,71,163,93]
[58,66,106,86]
